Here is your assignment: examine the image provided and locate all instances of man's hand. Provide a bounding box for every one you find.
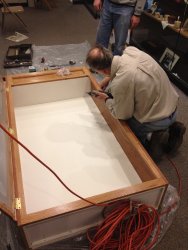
[100,76,111,90]
[95,91,109,100]
[93,0,103,11]
[88,90,109,100]
[130,15,140,30]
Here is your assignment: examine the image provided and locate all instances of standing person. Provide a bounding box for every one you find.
[86,45,186,161]
[94,0,147,55]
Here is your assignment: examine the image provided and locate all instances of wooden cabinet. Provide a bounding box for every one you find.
[0,67,168,249]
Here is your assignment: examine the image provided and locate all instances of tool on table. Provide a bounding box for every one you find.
[87,90,113,98]
[48,60,76,69]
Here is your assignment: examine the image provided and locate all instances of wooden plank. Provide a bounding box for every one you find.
[5,77,27,223]
[8,68,87,86]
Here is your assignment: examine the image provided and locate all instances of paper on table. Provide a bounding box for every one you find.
[6,32,29,42]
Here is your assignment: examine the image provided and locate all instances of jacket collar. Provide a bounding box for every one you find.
[111,56,120,78]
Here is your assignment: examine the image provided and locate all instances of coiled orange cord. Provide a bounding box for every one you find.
[87,200,160,250]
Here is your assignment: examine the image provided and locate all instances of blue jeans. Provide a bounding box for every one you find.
[96,0,134,55]
[127,111,177,145]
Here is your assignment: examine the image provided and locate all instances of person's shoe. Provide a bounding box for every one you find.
[147,130,168,162]
[165,121,186,154]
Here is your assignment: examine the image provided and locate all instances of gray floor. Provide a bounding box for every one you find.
[0,1,188,249]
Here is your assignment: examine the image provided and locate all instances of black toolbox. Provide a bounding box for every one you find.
[4,44,33,68]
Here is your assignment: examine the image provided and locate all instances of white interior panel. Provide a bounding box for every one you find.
[12,78,91,107]
[13,78,141,214]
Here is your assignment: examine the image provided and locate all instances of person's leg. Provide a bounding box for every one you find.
[113,7,133,55]
[126,117,149,145]
[127,112,177,161]
[96,6,113,48]
[127,111,176,143]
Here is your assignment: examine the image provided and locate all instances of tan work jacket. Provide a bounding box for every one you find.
[105,46,179,123]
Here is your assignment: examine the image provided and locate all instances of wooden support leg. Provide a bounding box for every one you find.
[2,12,5,31]
[43,0,52,10]
[14,12,27,28]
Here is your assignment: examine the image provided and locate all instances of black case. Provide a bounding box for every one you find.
[4,44,33,68]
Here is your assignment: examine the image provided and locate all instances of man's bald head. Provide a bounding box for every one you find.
[86,45,113,71]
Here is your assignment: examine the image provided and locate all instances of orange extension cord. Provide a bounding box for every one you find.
[87,200,160,250]
[87,156,181,250]
[0,123,181,250]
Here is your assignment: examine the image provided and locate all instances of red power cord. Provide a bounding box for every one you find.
[87,200,160,250]
[0,122,181,250]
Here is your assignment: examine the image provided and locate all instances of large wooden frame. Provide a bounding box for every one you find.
[0,67,168,249]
